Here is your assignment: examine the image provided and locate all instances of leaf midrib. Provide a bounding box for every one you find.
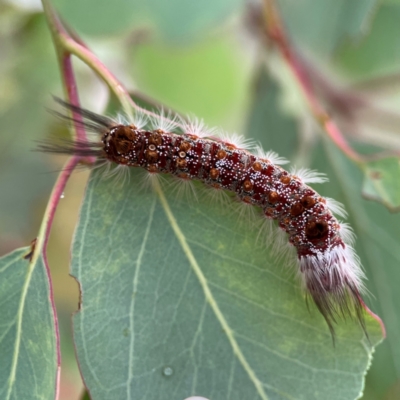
[152,180,271,400]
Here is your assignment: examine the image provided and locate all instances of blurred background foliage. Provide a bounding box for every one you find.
[0,0,400,398]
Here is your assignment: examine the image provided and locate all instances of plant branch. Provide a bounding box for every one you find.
[42,0,178,126]
[28,156,80,400]
[262,0,366,165]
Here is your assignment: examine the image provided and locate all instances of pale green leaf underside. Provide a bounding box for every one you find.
[72,169,382,400]
[0,248,58,400]
[277,0,377,59]
[362,157,400,212]
[53,0,243,40]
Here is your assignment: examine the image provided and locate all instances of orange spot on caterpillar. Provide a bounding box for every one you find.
[252,162,262,172]
[290,203,304,217]
[147,165,159,173]
[290,235,300,245]
[216,149,227,159]
[243,180,253,192]
[264,207,274,217]
[145,147,158,162]
[178,151,186,159]
[176,158,187,169]
[283,217,291,225]
[242,196,252,204]
[149,132,163,146]
[268,191,279,204]
[209,168,219,180]
[118,157,129,165]
[180,141,191,152]
[280,175,291,184]
[301,196,316,208]
[178,173,189,179]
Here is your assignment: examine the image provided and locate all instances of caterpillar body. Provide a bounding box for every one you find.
[44,98,367,337]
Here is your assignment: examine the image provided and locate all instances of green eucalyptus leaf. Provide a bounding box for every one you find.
[141,0,243,42]
[0,14,58,238]
[0,247,58,400]
[277,0,378,59]
[130,36,251,127]
[52,0,146,37]
[52,0,242,40]
[362,156,400,212]
[246,69,298,160]
[71,168,381,400]
[335,4,400,79]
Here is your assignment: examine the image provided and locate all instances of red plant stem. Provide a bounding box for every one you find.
[44,158,80,391]
[41,0,94,160]
[263,0,365,165]
[61,55,88,142]
[61,37,136,113]
[33,156,80,400]
[42,156,79,266]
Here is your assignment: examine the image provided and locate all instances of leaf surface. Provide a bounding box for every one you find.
[0,248,58,400]
[362,156,400,212]
[72,168,382,400]
[52,0,243,40]
[335,4,400,79]
[277,0,378,59]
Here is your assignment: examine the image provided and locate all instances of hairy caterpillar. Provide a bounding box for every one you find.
[42,97,367,338]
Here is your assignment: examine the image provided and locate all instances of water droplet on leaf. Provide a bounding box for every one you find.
[162,366,173,377]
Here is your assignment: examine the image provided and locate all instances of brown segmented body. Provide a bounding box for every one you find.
[104,125,342,264]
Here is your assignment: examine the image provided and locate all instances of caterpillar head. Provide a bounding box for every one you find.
[103,125,142,165]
